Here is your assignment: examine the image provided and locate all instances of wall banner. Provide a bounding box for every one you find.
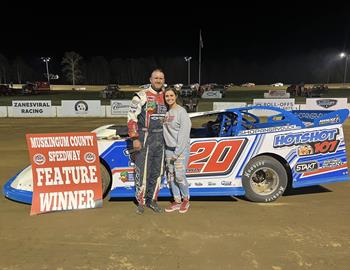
[12,100,54,117]
[110,100,130,116]
[60,100,102,117]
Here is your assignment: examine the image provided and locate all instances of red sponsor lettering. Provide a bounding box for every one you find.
[314,140,339,154]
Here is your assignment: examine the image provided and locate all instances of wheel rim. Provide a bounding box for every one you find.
[249,167,279,195]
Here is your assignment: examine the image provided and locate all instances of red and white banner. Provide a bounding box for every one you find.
[26,132,102,215]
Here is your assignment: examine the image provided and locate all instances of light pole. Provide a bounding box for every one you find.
[184,56,192,85]
[340,52,349,84]
[41,57,51,84]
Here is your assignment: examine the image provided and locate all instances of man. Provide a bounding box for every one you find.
[127,69,167,214]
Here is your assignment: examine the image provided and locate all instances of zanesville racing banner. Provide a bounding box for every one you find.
[26,132,102,215]
[12,100,54,117]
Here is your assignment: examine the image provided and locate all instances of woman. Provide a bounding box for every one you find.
[163,88,192,213]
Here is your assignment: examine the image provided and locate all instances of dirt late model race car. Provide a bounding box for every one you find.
[3,106,350,204]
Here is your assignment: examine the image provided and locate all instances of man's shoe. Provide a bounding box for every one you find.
[179,199,190,213]
[165,202,181,213]
[136,205,144,215]
[147,201,162,213]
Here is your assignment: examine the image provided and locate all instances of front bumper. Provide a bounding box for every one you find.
[3,175,32,204]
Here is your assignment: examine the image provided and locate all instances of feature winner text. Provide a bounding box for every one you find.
[36,166,98,211]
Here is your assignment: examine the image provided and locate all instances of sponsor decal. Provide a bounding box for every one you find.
[221,181,232,186]
[84,152,96,163]
[297,140,340,156]
[127,172,134,181]
[157,104,167,114]
[274,129,338,147]
[150,114,165,120]
[298,144,313,156]
[293,112,324,121]
[194,182,203,186]
[187,138,247,177]
[208,182,216,186]
[322,159,342,168]
[239,125,297,135]
[112,168,135,182]
[319,116,340,125]
[146,101,156,113]
[120,171,129,182]
[295,161,319,173]
[316,99,337,108]
[129,100,139,112]
[313,140,340,154]
[74,101,89,113]
[33,153,46,165]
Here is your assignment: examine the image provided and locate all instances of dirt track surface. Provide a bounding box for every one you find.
[1,118,350,270]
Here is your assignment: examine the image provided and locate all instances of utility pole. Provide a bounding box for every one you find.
[199,29,203,85]
[41,57,51,84]
[184,56,192,85]
[340,52,350,84]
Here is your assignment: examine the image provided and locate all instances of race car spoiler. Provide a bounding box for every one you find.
[291,109,349,127]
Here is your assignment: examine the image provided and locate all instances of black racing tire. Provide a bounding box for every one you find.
[100,162,111,198]
[242,155,288,202]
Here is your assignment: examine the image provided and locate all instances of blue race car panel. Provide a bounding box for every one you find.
[3,106,350,203]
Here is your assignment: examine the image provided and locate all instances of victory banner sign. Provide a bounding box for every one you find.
[26,132,102,215]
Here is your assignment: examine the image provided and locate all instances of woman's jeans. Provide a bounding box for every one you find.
[165,147,190,202]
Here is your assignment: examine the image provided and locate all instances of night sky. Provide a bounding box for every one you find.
[1,3,350,84]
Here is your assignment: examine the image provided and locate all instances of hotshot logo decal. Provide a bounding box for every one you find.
[273,129,338,148]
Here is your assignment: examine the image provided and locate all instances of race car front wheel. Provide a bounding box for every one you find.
[100,162,111,198]
[242,155,288,202]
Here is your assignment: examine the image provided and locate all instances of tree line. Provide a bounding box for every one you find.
[0,52,192,85]
[0,49,348,85]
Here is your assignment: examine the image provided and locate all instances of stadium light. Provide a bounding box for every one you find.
[41,57,51,84]
[184,56,192,85]
[340,52,349,84]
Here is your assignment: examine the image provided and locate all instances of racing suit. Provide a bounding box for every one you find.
[127,86,167,206]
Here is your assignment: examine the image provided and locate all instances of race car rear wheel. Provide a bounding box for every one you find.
[100,162,111,198]
[242,155,288,202]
